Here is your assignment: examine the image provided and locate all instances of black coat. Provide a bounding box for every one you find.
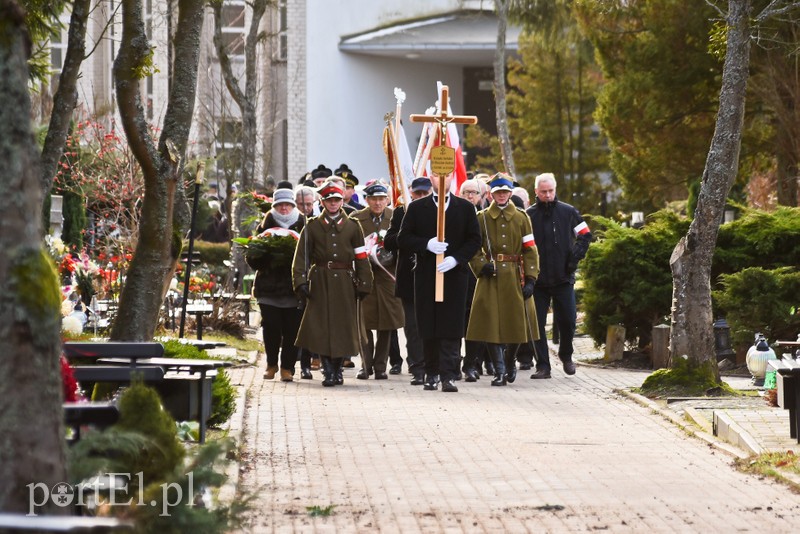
[398,194,481,339]
[526,197,592,287]
[383,204,414,302]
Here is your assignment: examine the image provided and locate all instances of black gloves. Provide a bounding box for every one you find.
[296,284,310,300]
[522,277,536,299]
[479,262,496,278]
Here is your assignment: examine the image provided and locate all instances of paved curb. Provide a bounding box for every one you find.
[616,388,751,460]
[214,351,259,508]
[712,410,765,456]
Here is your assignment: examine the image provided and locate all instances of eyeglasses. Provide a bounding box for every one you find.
[462,190,480,196]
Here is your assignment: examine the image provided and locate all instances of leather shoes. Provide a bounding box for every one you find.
[356,368,372,380]
[442,380,458,392]
[374,372,388,380]
[506,366,517,383]
[389,363,402,374]
[562,359,576,375]
[423,376,439,390]
[410,375,425,386]
[300,368,312,380]
[464,369,479,382]
[343,360,355,368]
[530,369,552,379]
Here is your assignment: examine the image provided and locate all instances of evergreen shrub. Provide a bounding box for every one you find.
[162,340,236,428]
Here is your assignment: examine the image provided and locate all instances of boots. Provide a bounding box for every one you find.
[264,365,279,380]
[333,358,344,385]
[505,346,517,384]
[489,344,506,386]
[280,368,293,382]
[321,356,335,387]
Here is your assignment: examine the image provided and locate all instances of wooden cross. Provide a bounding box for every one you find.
[409,85,478,301]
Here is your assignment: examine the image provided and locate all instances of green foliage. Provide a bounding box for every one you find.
[162,340,237,428]
[306,504,336,517]
[131,438,250,533]
[502,8,610,214]
[188,240,231,267]
[21,0,70,82]
[67,429,153,485]
[574,0,721,209]
[61,190,86,250]
[114,383,185,489]
[581,207,800,349]
[713,267,800,347]
[639,356,732,397]
[714,207,800,277]
[581,211,688,346]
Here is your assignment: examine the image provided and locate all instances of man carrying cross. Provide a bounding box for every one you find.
[397,172,481,392]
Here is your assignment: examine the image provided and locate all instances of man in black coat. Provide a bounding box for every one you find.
[526,173,592,379]
[398,174,481,392]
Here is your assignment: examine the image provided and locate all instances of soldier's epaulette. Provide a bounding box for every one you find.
[515,206,527,214]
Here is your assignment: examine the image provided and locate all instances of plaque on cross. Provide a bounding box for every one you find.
[409,85,478,301]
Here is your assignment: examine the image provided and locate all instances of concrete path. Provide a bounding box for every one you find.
[229,352,800,533]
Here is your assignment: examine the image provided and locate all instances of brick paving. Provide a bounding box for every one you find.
[227,339,800,533]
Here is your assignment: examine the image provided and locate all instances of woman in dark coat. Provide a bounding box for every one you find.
[247,187,305,382]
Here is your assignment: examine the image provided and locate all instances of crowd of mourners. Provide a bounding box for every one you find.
[247,163,592,392]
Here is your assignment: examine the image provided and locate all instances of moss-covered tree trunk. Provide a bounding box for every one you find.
[0,0,67,513]
[669,0,752,381]
[110,0,205,340]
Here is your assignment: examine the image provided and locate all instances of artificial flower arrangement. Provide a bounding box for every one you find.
[233,227,300,271]
[363,229,395,278]
[249,191,273,213]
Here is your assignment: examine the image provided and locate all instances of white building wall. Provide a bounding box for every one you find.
[291,0,471,183]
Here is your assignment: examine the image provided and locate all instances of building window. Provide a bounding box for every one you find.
[221,1,246,59]
[275,0,287,62]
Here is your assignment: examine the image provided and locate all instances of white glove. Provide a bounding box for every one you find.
[426,237,448,254]
[437,256,457,273]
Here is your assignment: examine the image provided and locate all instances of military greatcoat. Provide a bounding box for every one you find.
[292,211,373,357]
[352,207,405,330]
[466,202,540,344]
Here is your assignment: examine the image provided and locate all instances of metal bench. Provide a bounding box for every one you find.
[768,358,800,443]
[0,512,133,532]
[63,401,120,444]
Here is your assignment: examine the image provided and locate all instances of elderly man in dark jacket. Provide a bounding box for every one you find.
[526,173,592,378]
[398,174,481,392]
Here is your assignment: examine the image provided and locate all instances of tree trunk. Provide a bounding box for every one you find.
[110,0,204,340]
[0,0,67,513]
[494,0,515,176]
[213,0,268,287]
[669,0,752,380]
[39,0,90,198]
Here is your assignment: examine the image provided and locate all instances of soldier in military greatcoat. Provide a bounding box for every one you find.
[352,180,405,380]
[466,173,540,386]
[292,181,373,387]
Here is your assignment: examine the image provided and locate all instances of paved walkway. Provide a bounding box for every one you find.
[227,340,800,533]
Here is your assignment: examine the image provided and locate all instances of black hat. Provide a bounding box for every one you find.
[334,164,358,186]
[363,180,389,197]
[276,180,294,190]
[310,164,332,179]
[298,172,312,184]
[410,177,432,192]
